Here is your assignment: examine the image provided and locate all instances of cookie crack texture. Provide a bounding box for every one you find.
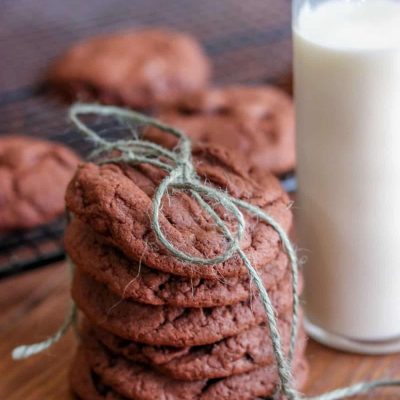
[66,217,291,310]
[66,144,291,279]
[71,270,294,347]
[72,334,308,400]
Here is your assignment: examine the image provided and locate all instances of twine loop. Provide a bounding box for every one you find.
[12,104,400,400]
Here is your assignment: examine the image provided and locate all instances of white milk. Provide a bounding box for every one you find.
[294,0,400,341]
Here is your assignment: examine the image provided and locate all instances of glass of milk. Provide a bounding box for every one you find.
[293,0,400,354]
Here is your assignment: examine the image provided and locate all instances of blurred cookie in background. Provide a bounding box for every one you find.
[145,85,295,176]
[0,135,80,232]
[48,29,211,110]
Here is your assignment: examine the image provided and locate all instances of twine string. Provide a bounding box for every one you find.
[12,104,400,400]
[11,302,77,360]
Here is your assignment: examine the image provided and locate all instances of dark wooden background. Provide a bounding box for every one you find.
[0,0,293,138]
[0,0,399,399]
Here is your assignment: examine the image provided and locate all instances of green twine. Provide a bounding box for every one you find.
[12,104,400,400]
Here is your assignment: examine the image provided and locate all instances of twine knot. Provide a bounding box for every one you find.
[175,158,196,183]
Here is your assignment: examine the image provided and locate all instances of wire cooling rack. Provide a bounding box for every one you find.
[0,0,294,279]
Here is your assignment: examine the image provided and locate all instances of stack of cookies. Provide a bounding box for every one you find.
[65,144,308,400]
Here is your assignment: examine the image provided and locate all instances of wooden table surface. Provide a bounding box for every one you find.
[1,262,400,400]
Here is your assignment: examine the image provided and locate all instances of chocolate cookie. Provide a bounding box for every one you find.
[71,270,295,347]
[66,145,292,280]
[65,218,289,307]
[71,340,308,400]
[145,85,295,175]
[85,312,306,381]
[0,135,80,232]
[49,29,211,110]
[70,349,125,400]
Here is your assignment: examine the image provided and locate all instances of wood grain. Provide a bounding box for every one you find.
[1,263,400,399]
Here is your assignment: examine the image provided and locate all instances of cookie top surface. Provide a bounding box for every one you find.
[66,144,292,279]
[49,29,211,109]
[72,269,294,347]
[71,340,308,400]
[146,85,295,175]
[0,135,80,232]
[86,311,306,381]
[65,219,289,307]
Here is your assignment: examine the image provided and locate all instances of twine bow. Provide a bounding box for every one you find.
[12,104,400,400]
